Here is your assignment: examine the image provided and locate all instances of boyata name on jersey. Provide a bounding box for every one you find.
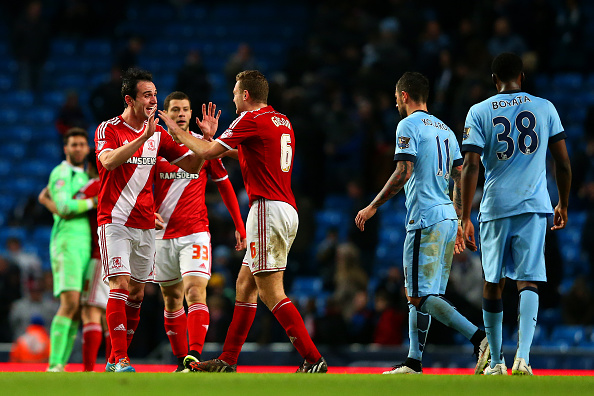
[125,157,157,165]
[159,171,199,180]
[421,118,449,131]
[491,95,532,110]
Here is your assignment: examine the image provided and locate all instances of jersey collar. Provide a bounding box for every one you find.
[411,110,430,115]
[499,89,522,94]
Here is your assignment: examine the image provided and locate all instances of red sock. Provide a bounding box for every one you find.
[164,308,188,358]
[82,323,103,371]
[125,298,142,349]
[106,289,129,361]
[187,303,209,354]
[104,330,112,364]
[219,301,257,365]
[272,298,321,364]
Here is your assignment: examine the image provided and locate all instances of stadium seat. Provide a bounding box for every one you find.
[550,325,586,346]
[0,226,27,246]
[0,91,34,107]
[0,74,13,92]
[51,39,77,57]
[0,143,27,160]
[291,276,323,295]
[82,40,112,57]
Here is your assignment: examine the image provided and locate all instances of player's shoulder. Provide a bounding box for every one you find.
[96,116,122,132]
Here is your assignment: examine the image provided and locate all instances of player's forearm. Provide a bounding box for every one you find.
[554,159,572,208]
[176,153,205,174]
[217,179,246,238]
[99,135,147,171]
[451,166,463,217]
[460,160,479,220]
[370,161,412,209]
[175,131,214,159]
[55,194,94,216]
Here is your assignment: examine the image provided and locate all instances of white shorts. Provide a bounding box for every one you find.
[242,199,298,274]
[98,223,156,283]
[81,258,109,309]
[153,231,212,286]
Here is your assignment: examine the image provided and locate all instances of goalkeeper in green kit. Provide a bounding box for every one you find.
[45,128,97,372]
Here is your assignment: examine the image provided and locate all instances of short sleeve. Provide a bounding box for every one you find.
[394,119,418,162]
[451,131,463,167]
[95,122,118,159]
[216,113,255,150]
[157,127,190,164]
[461,106,485,155]
[547,100,565,140]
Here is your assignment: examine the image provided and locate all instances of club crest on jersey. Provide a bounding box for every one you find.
[54,179,65,189]
[463,128,470,140]
[220,129,233,139]
[147,140,156,151]
[110,257,123,270]
[398,136,411,149]
[97,140,106,150]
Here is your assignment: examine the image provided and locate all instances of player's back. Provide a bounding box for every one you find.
[226,106,296,210]
[463,91,564,221]
[398,111,460,230]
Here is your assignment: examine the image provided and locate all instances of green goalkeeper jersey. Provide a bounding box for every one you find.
[48,161,94,240]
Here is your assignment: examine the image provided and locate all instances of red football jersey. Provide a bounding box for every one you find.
[154,132,230,239]
[94,116,190,229]
[216,106,296,210]
[75,178,100,259]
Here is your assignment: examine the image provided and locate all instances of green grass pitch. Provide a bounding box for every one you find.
[1,373,594,396]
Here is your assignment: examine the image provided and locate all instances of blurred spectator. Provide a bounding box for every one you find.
[55,91,89,139]
[348,290,374,343]
[0,256,22,342]
[372,290,404,345]
[9,279,57,339]
[117,36,143,72]
[375,267,405,309]
[416,20,450,84]
[332,242,368,320]
[11,0,50,91]
[54,0,94,38]
[552,0,585,72]
[224,43,258,88]
[313,296,348,345]
[89,65,123,124]
[175,50,212,113]
[5,237,42,295]
[9,316,50,363]
[562,276,594,325]
[448,250,483,311]
[315,227,338,290]
[487,16,527,57]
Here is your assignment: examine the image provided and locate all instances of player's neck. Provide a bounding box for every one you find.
[244,102,267,112]
[498,82,521,93]
[406,102,428,116]
[121,107,147,130]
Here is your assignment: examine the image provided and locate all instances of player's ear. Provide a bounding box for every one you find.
[520,72,526,84]
[124,94,134,107]
[491,74,497,86]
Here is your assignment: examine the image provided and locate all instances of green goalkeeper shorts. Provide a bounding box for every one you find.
[50,235,91,297]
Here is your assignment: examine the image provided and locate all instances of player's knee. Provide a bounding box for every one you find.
[408,296,422,309]
[185,284,206,305]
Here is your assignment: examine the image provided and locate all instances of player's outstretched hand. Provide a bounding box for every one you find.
[551,204,567,230]
[355,206,376,232]
[157,110,182,143]
[461,218,477,252]
[235,230,247,251]
[155,212,165,230]
[143,107,159,141]
[196,102,221,140]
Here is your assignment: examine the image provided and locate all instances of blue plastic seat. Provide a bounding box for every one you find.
[0,91,34,107]
[51,39,77,57]
[550,325,586,346]
[82,40,112,57]
[0,226,27,246]
[291,276,323,295]
[0,142,26,160]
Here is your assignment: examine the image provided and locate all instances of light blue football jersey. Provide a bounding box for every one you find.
[394,110,463,231]
[462,90,566,222]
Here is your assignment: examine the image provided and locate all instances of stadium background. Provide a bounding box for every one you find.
[0,0,593,370]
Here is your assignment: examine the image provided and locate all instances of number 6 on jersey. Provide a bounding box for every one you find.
[280,133,292,172]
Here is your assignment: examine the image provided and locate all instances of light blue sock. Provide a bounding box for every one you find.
[419,296,477,340]
[517,288,538,365]
[483,298,504,367]
[407,303,431,361]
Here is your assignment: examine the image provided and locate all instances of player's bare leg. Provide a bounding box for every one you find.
[255,271,326,373]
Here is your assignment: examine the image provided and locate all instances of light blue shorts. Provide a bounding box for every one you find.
[403,219,457,298]
[479,212,548,283]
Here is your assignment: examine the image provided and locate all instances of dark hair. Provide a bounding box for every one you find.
[164,91,191,111]
[121,67,153,103]
[491,53,523,83]
[396,72,429,103]
[236,70,268,103]
[63,127,88,145]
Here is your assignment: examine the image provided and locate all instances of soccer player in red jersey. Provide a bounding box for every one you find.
[95,68,204,372]
[159,70,327,373]
[153,91,246,372]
